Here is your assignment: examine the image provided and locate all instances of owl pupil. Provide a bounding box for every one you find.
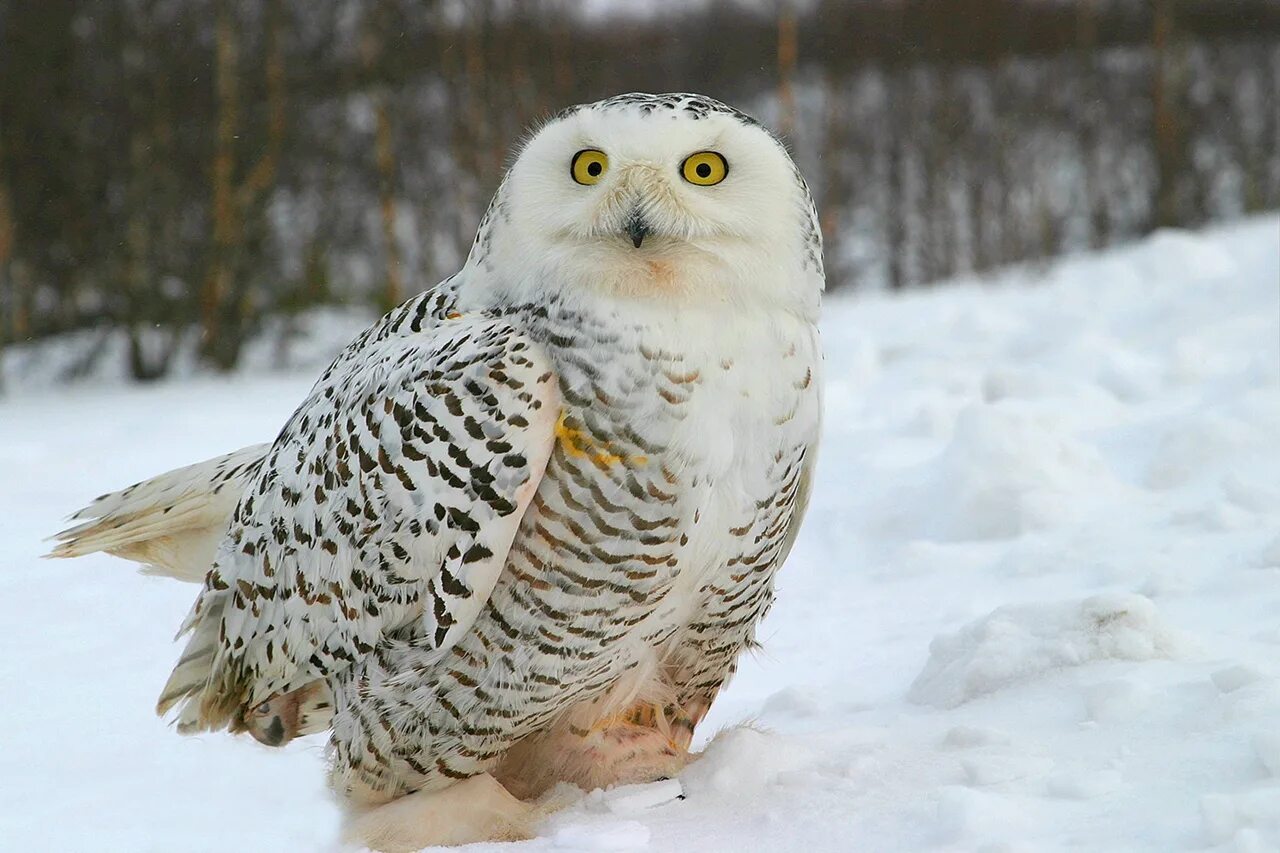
[696,163,712,178]
[587,162,602,176]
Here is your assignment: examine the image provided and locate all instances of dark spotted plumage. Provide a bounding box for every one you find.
[158,279,562,739]
[322,288,819,803]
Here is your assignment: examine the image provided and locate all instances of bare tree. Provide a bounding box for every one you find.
[1151,0,1189,230]
[777,2,799,139]
[361,2,405,311]
[0,138,14,388]
[201,0,286,370]
[1076,0,1112,249]
[884,70,910,291]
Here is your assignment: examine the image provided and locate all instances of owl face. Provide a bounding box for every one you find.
[480,94,822,316]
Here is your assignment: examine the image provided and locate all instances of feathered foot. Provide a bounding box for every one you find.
[494,701,696,800]
[343,773,542,851]
[670,694,714,751]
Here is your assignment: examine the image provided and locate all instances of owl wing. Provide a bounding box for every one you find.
[159,302,560,734]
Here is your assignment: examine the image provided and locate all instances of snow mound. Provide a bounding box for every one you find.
[1200,790,1280,847]
[934,785,1034,844]
[908,594,1179,708]
[679,726,814,798]
[1254,732,1280,778]
[1135,228,1239,284]
[876,405,1120,542]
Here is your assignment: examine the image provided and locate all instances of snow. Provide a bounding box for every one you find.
[1,214,1277,851]
[905,594,1180,710]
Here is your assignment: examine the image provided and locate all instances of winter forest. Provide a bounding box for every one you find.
[1,0,1277,381]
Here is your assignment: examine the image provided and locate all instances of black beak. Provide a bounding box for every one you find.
[624,213,652,249]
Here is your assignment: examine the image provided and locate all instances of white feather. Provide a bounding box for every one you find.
[47,444,269,582]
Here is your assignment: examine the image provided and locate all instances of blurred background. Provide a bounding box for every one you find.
[0,0,1277,383]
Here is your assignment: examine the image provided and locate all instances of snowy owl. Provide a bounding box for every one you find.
[53,92,823,849]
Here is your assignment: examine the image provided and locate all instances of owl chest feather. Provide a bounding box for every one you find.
[487,298,820,695]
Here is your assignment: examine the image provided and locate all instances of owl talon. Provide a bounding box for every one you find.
[260,716,286,746]
[243,681,332,747]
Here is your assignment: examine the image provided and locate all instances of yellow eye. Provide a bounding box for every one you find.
[571,149,609,185]
[681,151,728,186]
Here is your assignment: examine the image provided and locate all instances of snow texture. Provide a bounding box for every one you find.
[1,215,1277,851]
[907,593,1180,710]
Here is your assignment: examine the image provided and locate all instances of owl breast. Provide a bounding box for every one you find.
[478,296,822,727]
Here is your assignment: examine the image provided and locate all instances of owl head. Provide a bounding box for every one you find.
[468,93,823,320]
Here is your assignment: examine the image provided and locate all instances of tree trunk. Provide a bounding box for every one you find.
[885,74,908,291]
[201,0,286,371]
[1151,0,1186,230]
[201,0,239,368]
[551,2,573,105]
[1077,0,1111,249]
[777,4,798,139]
[125,123,160,381]
[0,142,13,389]
[374,94,403,310]
[360,2,405,311]
[818,68,846,287]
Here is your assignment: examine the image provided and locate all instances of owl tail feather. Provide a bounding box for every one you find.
[155,595,231,731]
[46,443,270,583]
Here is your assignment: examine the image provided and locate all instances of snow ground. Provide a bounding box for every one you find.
[1,216,1277,852]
